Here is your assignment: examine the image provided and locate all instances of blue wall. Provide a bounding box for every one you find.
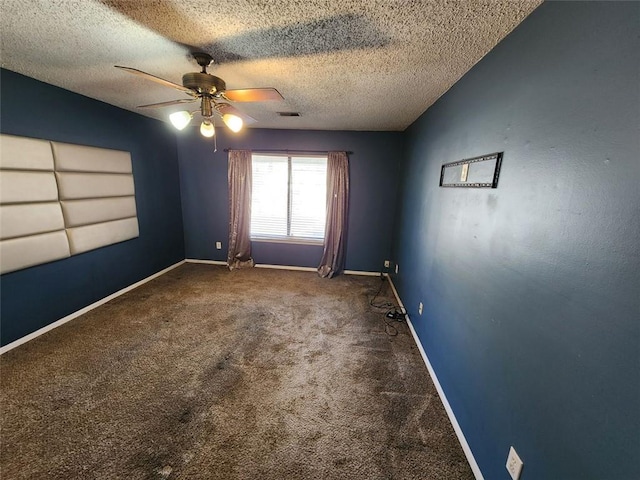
[392,2,639,479]
[2,2,638,477]
[178,128,403,271]
[0,70,185,346]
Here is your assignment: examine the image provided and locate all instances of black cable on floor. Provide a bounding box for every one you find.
[368,275,405,336]
[383,306,406,336]
[369,275,393,310]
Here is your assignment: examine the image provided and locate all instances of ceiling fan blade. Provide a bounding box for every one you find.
[137,98,197,109]
[223,88,283,102]
[115,65,196,96]
[217,103,257,124]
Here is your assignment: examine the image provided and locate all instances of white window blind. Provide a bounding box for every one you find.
[251,154,327,242]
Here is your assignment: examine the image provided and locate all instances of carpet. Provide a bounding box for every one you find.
[0,263,474,479]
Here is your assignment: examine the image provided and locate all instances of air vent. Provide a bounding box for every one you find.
[278,112,300,117]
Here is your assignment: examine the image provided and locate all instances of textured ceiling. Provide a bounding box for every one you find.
[0,0,541,131]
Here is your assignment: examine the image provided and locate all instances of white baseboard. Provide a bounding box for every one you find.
[185,259,380,277]
[386,275,485,480]
[255,263,316,272]
[185,258,228,266]
[248,263,379,277]
[0,260,186,355]
[344,270,381,277]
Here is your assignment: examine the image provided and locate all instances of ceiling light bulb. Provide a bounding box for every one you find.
[169,111,192,130]
[222,113,243,133]
[200,120,215,138]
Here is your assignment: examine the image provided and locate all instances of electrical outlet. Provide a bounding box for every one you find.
[215,241,222,250]
[395,264,399,274]
[506,446,523,480]
[418,302,423,315]
[384,260,390,268]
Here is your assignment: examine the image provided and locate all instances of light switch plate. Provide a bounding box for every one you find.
[506,446,523,480]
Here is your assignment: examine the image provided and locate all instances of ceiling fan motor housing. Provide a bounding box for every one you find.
[182,72,226,95]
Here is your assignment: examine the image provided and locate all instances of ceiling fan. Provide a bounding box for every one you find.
[115,52,283,137]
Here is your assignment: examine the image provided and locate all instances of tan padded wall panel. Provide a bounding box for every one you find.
[56,172,135,200]
[52,142,132,173]
[0,171,59,204]
[66,217,139,255]
[0,203,65,240]
[0,231,70,274]
[0,134,139,275]
[61,197,137,228]
[0,134,54,171]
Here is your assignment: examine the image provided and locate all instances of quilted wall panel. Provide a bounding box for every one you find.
[0,134,139,274]
[51,141,138,256]
[0,135,70,274]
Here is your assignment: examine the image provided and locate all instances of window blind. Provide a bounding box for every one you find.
[290,157,327,239]
[251,154,327,241]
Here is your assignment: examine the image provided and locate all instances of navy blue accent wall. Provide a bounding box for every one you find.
[178,128,402,271]
[392,2,639,479]
[0,69,185,346]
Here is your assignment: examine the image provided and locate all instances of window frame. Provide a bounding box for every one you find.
[250,153,327,245]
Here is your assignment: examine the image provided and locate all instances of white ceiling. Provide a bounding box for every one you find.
[0,0,541,131]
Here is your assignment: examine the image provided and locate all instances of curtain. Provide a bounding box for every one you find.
[227,150,254,269]
[318,151,349,278]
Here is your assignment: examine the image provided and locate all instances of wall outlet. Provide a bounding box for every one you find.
[418,302,423,315]
[506,446,523,480]
[215,241,222,250]
[384,260,390,268]
[395,264,399,274]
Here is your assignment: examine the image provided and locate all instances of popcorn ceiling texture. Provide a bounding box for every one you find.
[0,0,541,131]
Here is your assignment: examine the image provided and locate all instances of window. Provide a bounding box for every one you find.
[251,154,327,243]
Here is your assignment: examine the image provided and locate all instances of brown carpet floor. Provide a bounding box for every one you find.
[0,263,474,479]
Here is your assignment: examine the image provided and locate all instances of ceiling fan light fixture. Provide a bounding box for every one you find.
[116,54,280,135]
[200,120,215,138]
[169,111,193,130]
[222,113,243,133]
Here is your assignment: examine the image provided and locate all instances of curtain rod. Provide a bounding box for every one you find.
[224,149,353,155]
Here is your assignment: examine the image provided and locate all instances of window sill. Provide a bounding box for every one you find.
[251,236,324,246]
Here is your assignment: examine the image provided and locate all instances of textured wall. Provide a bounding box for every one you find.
[0,69,185,346]
[392,2,639,479]
[178,128,403,272]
